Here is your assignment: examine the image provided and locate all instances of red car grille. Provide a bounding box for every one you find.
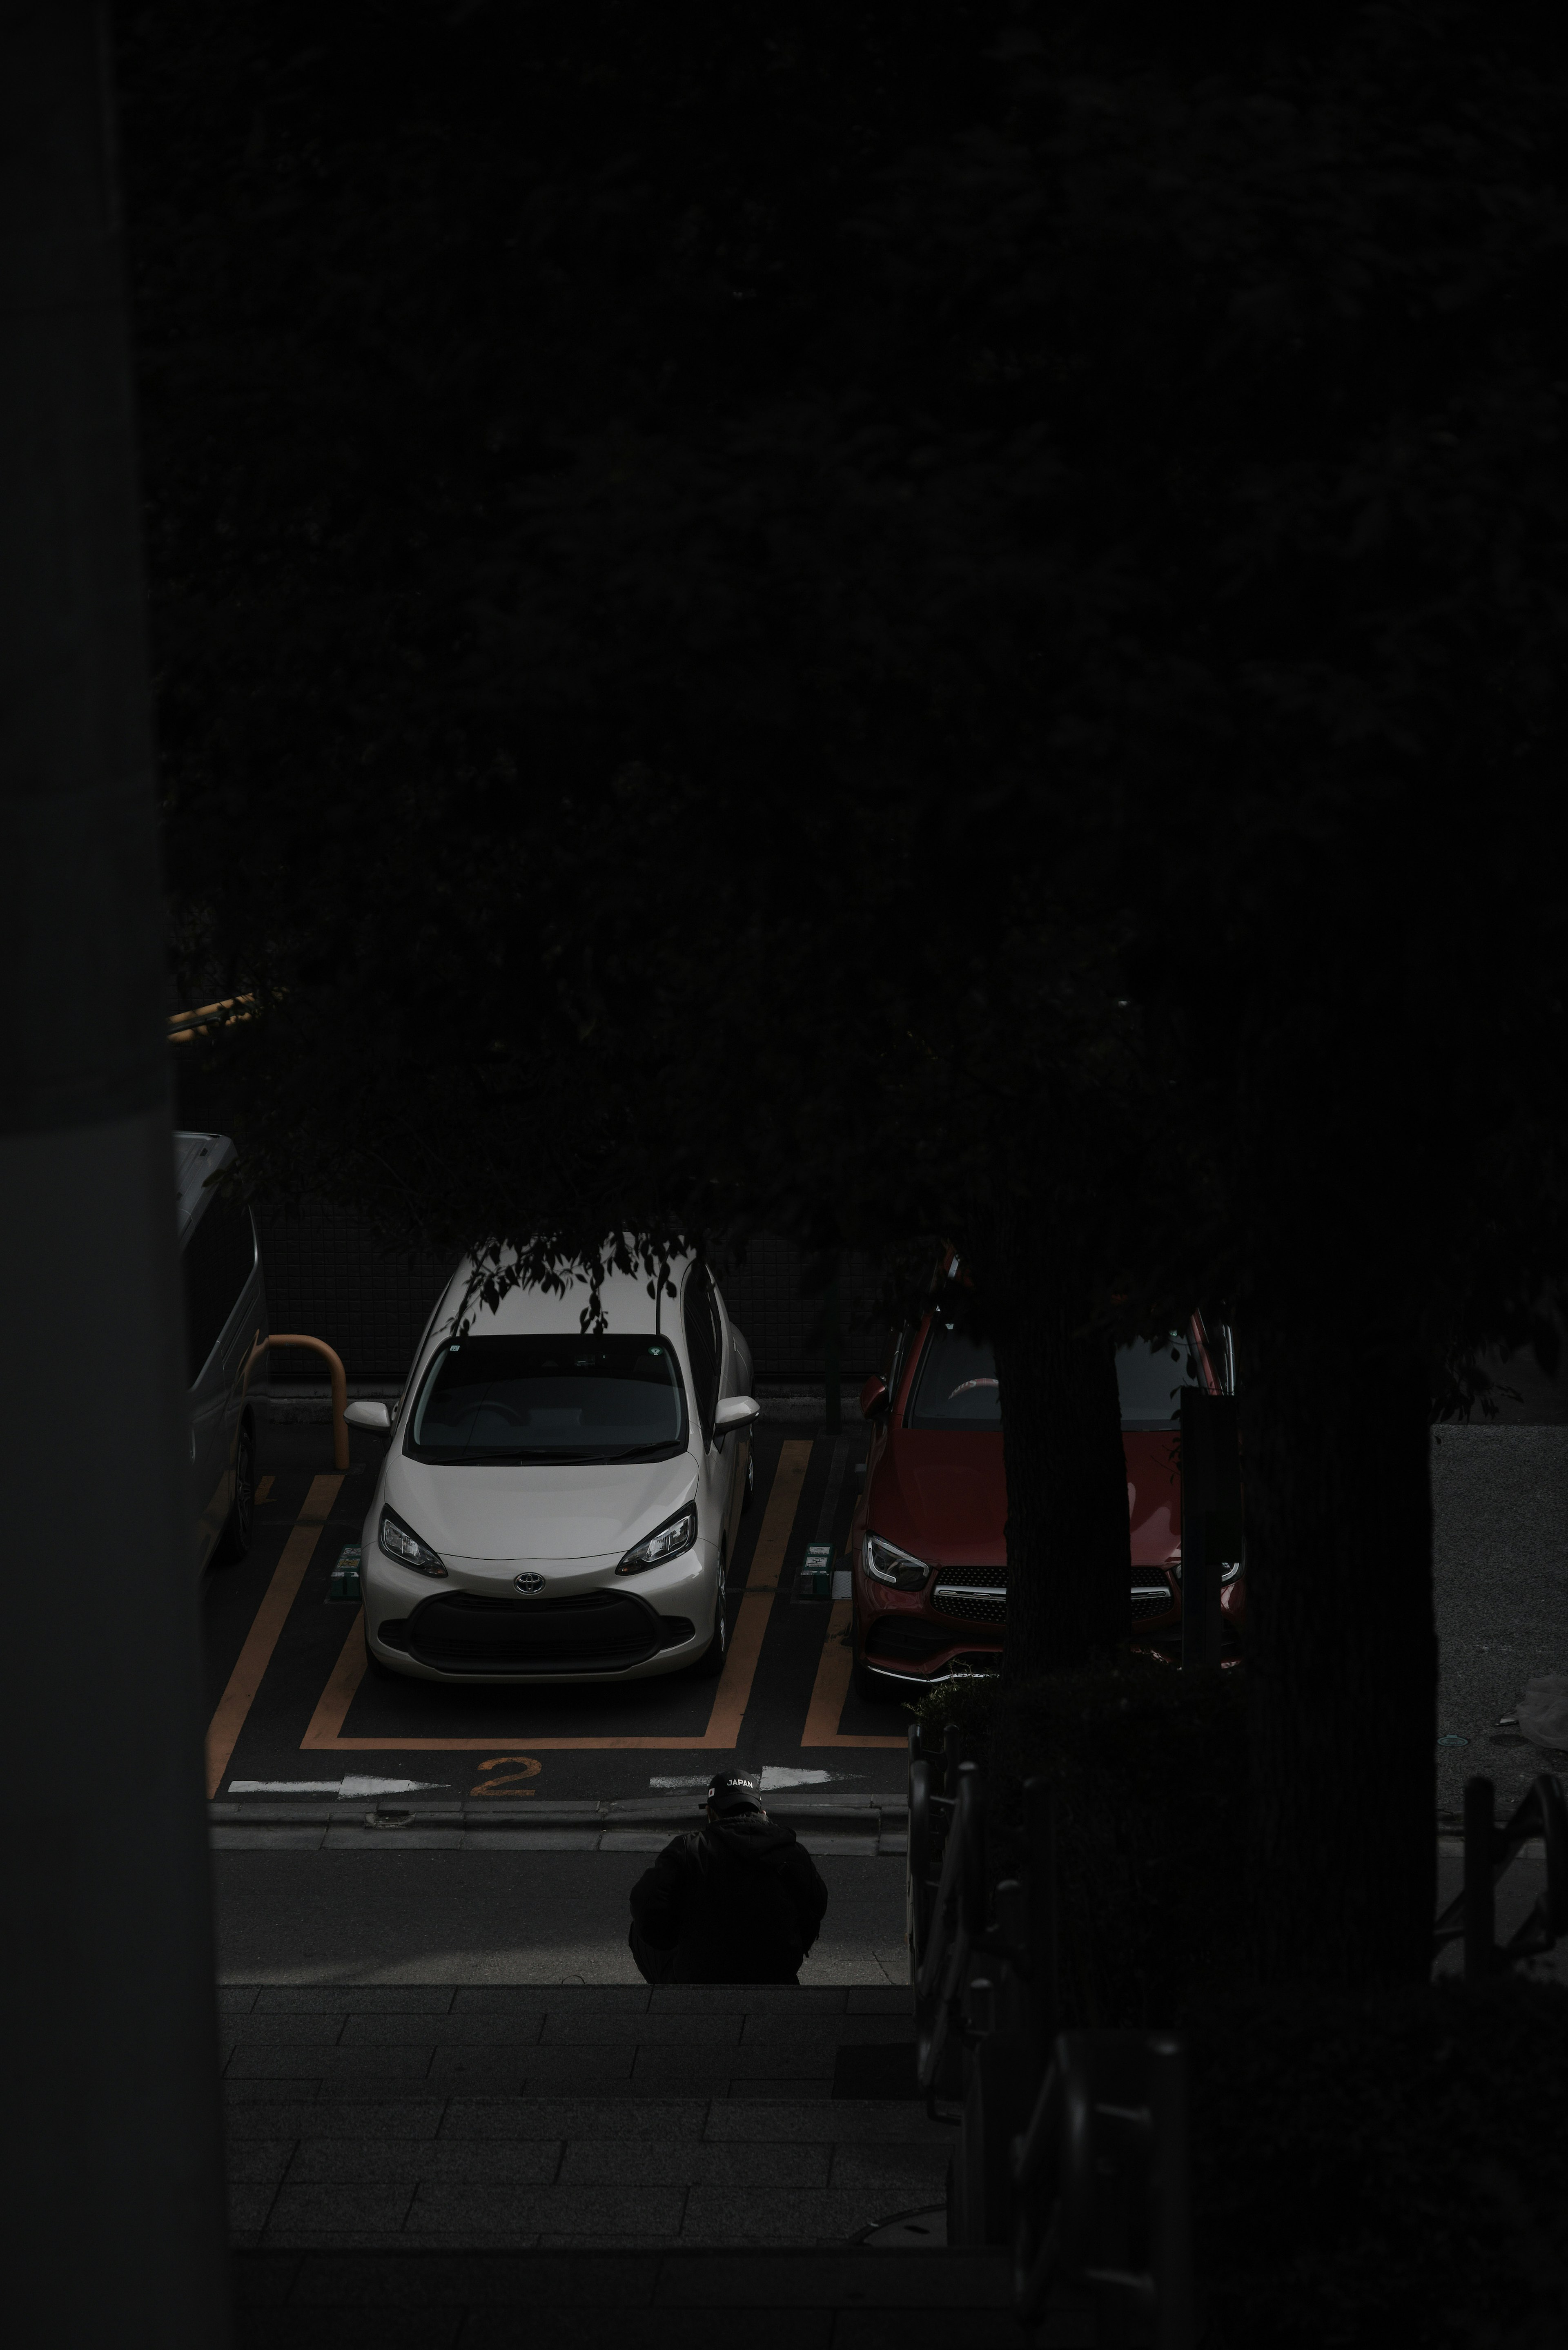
[1131,1584,1175,1622]
[931,1566,1007,1624]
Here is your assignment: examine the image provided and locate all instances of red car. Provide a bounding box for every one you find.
[849,1293,1241,1699]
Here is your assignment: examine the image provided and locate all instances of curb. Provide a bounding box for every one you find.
[209,1793,910,1856]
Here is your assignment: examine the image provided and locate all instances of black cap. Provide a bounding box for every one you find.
[705,1772,764,1817]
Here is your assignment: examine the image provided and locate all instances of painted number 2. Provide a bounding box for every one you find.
[469,1756,542,1797]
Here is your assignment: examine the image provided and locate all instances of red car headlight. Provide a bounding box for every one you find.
[862,1534,931,1592]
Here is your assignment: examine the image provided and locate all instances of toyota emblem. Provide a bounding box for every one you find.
[513,1571,545,1595]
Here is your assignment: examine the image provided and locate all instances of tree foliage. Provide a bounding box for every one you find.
[121,0,1568,1977]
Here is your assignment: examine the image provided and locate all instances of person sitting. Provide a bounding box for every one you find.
[628,1772,829,1984]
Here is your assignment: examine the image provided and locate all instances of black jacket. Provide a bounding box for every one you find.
[628,1815,829,1984]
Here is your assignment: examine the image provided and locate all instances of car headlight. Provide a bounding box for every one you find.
[862,1533,930,1592]
[1175,1558,1244,1585]
[616,1503,698,1575]
[378,1506,447,1578]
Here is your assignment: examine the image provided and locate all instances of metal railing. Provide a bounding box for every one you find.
[906,1724,1195,2343]
[1433,1770,1568,1980]
[252,1332,350,1470]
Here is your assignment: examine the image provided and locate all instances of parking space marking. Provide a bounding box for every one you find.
[802,1598,906,1749]
[295,1441,815,1754]
[205,1473,344,1797]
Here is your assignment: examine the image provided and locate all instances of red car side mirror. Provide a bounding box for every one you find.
[859,1374,890,1421]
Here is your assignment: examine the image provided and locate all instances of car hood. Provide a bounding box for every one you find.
[867,1432,1007,1563]
[386,1450,699,1562]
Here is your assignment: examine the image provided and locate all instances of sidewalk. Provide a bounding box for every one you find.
[223,1983,947,2251]
[224,1983,1097,2345]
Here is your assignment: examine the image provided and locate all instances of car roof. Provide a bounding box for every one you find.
[173,1129,237,1245]
[444,1249,696,1341]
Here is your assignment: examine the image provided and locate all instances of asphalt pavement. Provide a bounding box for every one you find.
[1432,1423,1568,1818]
[202,1420,905,1815]
[200,1387,1568,1990]
[213,1848,907,1986]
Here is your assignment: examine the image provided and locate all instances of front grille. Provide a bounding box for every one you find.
[1131,1584,1175,1623]
[931,1565,1007,1625]
[933,1591,1006,1623]
[407,1590,664,1673]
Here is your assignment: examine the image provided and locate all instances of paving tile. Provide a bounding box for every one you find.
[538,2012,742,2046]
[440,2100,708,2142]
[253,1987,458,2016]
[229,2184,282,2232]
[844,1989,913,2016]
[266,2184,417,2233]
[255,2246,659,2305]
[650,2247,1014,2308]
[719,2078,838,2103]
[728,2047,846,2080]
[466,2051,638,2092]
[740,2014,913,2048]
[229,2047,436,2081]
[251,2229,462,2254]
[285,2139,563,2187]
[224,2079,332,2106]
[829,2143,954,2196]
[647,1985,849,2015]
[704,2101,955,2144]
[228,2016,350,2047]
[229,2103,443,2142]
[559,2141,830,2189]
[342,2013,546,2048]
[408,2182,687,2237]
[678,2188,877,2243]
[453,1984,650,2013]
[623,2050,746,2096]
[528,2235,695,2252]
[226,2140,298,2186]
[461,2312,831,2350]
[837,2314,1039,2349]
[218,1986,262,2015]
[309,2080,451,2108]
[234,2311,465,2349]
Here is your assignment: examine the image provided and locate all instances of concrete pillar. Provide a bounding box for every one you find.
[0,4,231,2340]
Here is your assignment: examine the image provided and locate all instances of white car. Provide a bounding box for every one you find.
[347,1253,759,1683]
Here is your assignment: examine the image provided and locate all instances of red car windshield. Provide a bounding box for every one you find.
[903,1324,1206,1431]
[905,1327,1002,1428]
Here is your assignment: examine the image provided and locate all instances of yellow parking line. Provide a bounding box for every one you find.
[299,1440,814,1753]
[205,1474,343,1796]
[802,1596,906,1749]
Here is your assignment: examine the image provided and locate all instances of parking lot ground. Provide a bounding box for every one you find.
[203,1423,908,1813]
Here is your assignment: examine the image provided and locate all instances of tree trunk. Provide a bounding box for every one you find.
[981,1210,1132,1679]
[1236,1306,1437,1984]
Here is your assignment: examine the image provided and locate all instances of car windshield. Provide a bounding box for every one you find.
[903,1324,1203,1430]
[1115,1335,1202,1427]
[905,1327,1002,1428]
[405,1334,687,1464]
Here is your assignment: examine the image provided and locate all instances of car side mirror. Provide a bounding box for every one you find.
[714,1395,762,1434]
[344,1399,393,1432]
[859,1375,890,1421]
